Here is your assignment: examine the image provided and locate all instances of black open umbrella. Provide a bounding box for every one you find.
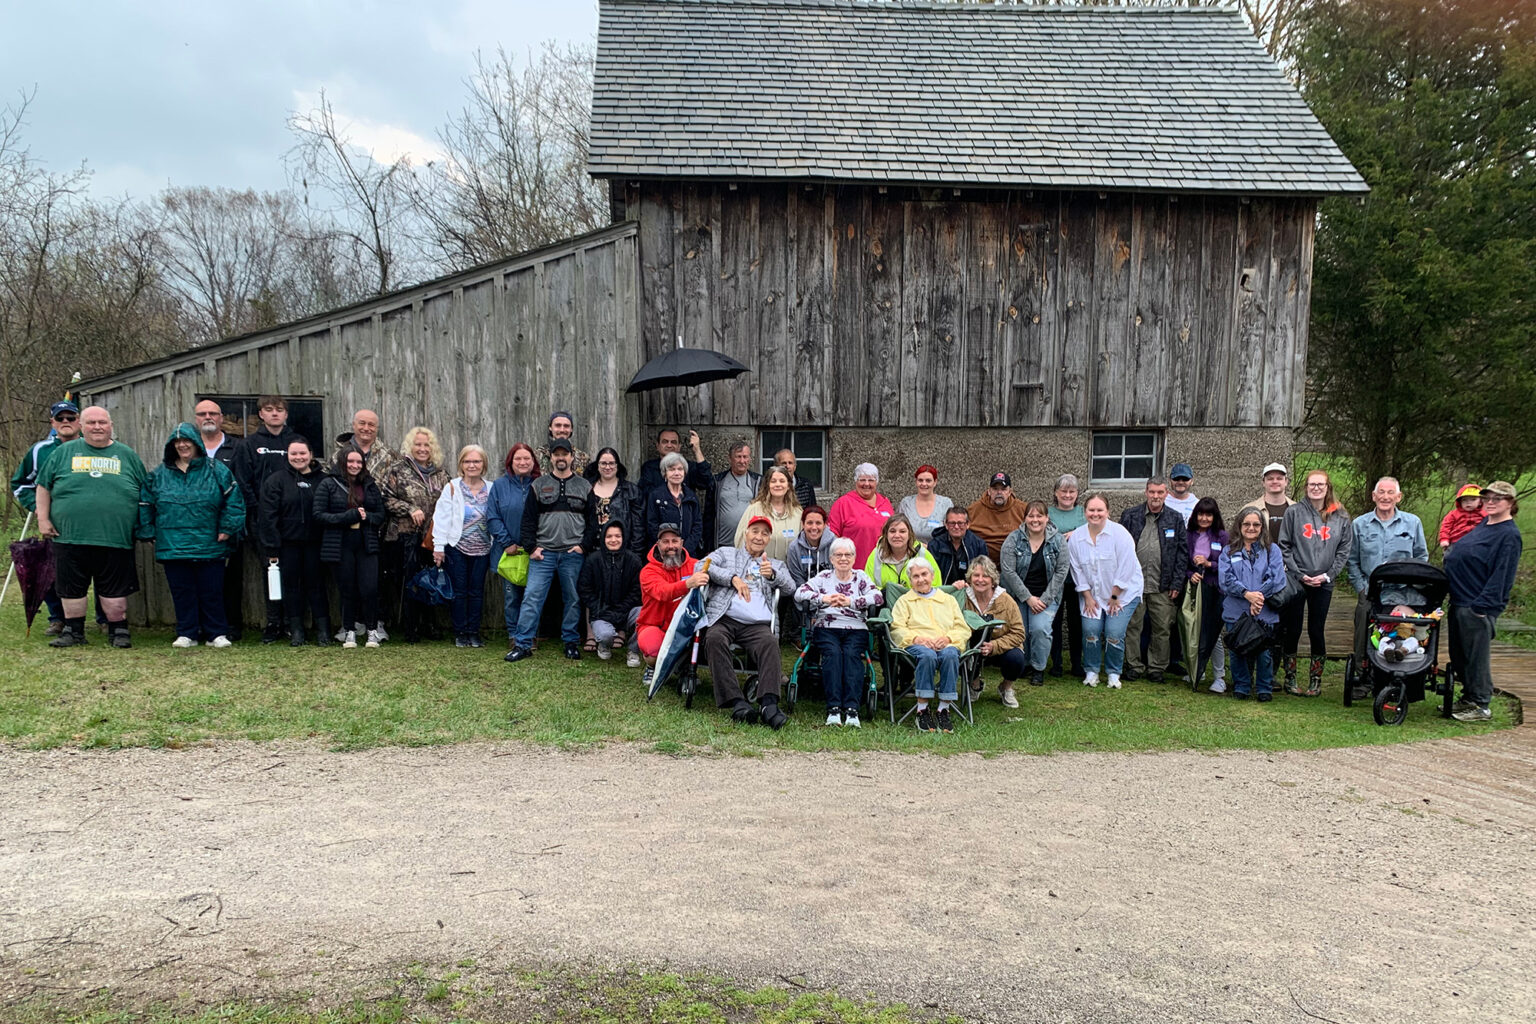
[7,538,55,636]
[626,348,749,393]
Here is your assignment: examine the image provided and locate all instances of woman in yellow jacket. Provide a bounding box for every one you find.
[864,513,940,589]
[890,559,972,733]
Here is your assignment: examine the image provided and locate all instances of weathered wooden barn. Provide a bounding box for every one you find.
[589,0,1366,497]
[79,0,1365,624]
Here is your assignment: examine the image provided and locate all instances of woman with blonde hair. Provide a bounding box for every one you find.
[382,426,448,642]
[733,465,802,560]
[432,443,494,647]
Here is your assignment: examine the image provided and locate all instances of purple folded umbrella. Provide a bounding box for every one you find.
[8,538,55,635]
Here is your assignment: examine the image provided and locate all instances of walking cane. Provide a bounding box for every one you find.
[0,511,36,609]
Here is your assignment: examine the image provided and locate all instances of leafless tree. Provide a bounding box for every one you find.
[410,44,607,271]
[287,92,418,294]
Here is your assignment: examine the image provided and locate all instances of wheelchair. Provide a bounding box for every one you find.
[672,590,783,711]
[786,598,881,717]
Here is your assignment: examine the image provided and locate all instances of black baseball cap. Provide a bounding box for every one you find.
[655,521,683,539]
[548,436,574,453]
[990,472,1011,488]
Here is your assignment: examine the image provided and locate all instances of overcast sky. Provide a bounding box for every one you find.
[2,0,600,201]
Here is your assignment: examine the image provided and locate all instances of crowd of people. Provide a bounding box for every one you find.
[9,396,1523,731]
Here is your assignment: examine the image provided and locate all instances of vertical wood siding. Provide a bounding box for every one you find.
[629,183,1314,430]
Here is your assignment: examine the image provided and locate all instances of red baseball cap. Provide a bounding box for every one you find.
[745,515,772,531]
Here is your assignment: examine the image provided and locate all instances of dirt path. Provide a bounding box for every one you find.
[2,739,1533,1023]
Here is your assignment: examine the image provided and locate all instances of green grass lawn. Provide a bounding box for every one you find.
[11,965,962,1024]
[0,594,1512,754]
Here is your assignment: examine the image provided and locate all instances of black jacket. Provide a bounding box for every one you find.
[312,473,385,563]
[584,477,646,556]
[577,523,644,628]
[637,456,712,497]
[790,474,817,510]
[644,483,704,556]
[928,529,989,586]
[234,425,303,527]
[258,464,325,552]
[1119,503,1190,594]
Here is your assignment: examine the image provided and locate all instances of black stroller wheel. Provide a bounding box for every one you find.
[682,668,696,710]
[1373,681,1408,726]
[1342,655,1357,707]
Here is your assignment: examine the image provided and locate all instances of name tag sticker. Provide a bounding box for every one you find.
[1212,543,1222,551]
[1164,529,1175,538]
[880,510,891,518]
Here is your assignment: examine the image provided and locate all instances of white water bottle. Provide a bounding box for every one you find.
[267,561,283,601]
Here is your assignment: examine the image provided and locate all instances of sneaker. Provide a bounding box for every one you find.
[597,645,612,661]
[969,682,983,700]
[916,707,937,732]
[641,666,654,688]
[171,636,197,649]
[825,712,842,727]
[109,628,132,649]
[209,635,232,649]
[564,642,581,660]
[1028,669,1044,687]
[1106,674,1122,689]
[469,636,483,648]
[365,629,381,649]
[1083,672,1099,688]
[1148,671,1165,684]
[936,708,954,733]
[505,646,533,663]
[843,713,861,729]
[1452,705,1492,723]
[455,637,471,648]
[626,651,642,669]
[49,627,85,648]
[342,631,357,649]
[1000,684,1019,709]
[1208,679,1227,694]
[44,621,64,636]
[1450,699,1476,715]
[1256,692,1274,703]
[373,624,388,643]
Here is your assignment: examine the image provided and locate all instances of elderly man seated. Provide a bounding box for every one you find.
[702,515,797,728]
[890,560,972,734]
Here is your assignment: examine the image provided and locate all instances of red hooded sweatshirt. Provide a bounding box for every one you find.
[637,543,700,634]
[1439,506,1484,549]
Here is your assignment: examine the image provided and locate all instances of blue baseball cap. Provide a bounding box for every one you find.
[1169,463,1193,479]
[50,400,79,418]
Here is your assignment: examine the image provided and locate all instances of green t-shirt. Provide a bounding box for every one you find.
[1047,504,1086,535]
[35,439,148,549]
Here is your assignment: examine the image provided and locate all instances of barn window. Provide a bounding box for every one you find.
[197,395,326,455]
[758,428,825,491]
[1091,431,1161,485]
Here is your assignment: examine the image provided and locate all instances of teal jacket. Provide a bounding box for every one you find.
[138,423,246,561]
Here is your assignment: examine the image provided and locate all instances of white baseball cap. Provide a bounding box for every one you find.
[1261,462,1288,476]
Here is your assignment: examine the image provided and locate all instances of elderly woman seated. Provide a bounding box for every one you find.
[890,560,972,734]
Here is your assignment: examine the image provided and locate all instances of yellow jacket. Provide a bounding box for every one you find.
[891,587,972,650]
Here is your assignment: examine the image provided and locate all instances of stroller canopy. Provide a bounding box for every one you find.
[1367,559,1448,610]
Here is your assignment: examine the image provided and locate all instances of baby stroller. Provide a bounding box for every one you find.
[1342,560,1453,725]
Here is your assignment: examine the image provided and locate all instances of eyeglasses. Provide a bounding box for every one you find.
[1482,494,1512,503]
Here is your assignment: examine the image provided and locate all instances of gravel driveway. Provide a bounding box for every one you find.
[3,737,1533,1023]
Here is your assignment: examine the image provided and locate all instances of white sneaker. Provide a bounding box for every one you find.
[171,636,197,648]
[1083,672,1099,687]
[365,629,381,648]
[597,645,612,661]
[1107,674,1122,689]
[342,631,357,649]
[825,712,842,727]
[1000,684,1019,709]
[209,635,232,649]
[373,623,388,643]
[626,651,642,668]
[1208,678,1227,694]
[844,713,861,729]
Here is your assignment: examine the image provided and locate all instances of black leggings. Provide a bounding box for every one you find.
[1050,568,1084,672]
[277,541,327,624]
[1280,583,1333,658]
[331,530,379,629]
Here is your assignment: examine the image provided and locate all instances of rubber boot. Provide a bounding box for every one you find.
[315,617,333,647]
[1282,656,1300,695]
[288,617,307,647]
[1307,656,1325,697]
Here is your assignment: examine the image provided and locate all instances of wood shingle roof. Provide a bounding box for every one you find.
[590,0,1367,195]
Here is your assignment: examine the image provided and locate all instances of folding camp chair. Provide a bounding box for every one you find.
[867,583,1000,726]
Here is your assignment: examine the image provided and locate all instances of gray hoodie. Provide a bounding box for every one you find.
[785,528,837,588]
[1277,500,1353,584]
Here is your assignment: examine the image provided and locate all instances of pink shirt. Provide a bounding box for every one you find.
[827,490,894,567]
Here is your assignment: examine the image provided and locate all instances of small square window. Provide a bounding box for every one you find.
[760,429,826,491]
[1090,431,1162,486]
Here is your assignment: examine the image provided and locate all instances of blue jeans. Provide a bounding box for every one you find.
[44,584,63,623]
[1232,647,1274,696]
[1026,601,1059,671]
[1081,595,1140,677]
[162,559,229,641]
[815,626,868,715]
[906,644,960,700]
[515,550,583,645]
[445,547,489,639]
[502,581,525,639]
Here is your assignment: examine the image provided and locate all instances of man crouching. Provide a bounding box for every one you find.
[702,515,796,728]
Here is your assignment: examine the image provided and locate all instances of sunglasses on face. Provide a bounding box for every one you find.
[53,414,77,422]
